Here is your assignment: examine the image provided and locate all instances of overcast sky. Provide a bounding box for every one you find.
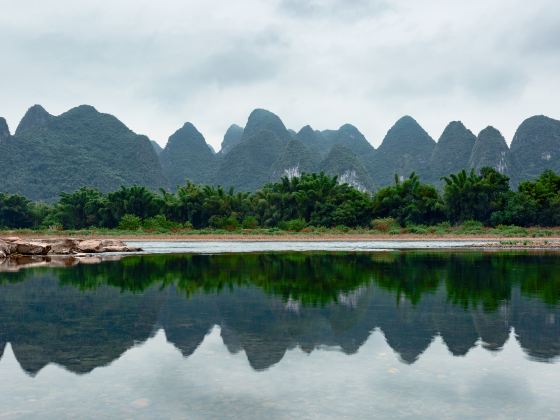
[1,0,558,149]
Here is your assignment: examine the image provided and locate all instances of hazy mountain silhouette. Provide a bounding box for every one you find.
[1,105,559,197]
[0,105,166,201]
[160,122,217,188]
[468,126,512,177]
[370,116,436,185]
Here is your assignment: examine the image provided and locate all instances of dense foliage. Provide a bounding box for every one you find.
[372,173,444,226]
[0,169,559,230]
[442,167,510,225]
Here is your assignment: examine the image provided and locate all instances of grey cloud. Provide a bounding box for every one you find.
[521,19,560,55]
[0,0,558,149]
[279,0,389,20]
[368,61,527,102]
[145,31,287,106]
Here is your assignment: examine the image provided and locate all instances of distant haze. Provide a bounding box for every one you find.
[1,0,558,149]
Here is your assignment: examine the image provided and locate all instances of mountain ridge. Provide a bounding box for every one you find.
[1,104,558,199]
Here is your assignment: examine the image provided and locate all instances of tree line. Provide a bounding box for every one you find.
[0,168,559,230]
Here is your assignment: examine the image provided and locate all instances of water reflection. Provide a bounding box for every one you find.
[0,252,559,376]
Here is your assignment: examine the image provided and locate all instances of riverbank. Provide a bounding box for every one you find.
[2,236,560,273]
[3,231,560,243]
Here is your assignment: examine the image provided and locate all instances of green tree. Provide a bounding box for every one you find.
[494,170,560,226]
[0,193,36,228]
[372,173,444,226]
[55,187,107,229]
[105,186,161,227]
[442,167,510,225]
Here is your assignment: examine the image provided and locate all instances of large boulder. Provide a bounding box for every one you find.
[48,239,80,255]
[14,241,51,255]
[77,240,103,253]
[99,239,141,253]
[76,239,140,253]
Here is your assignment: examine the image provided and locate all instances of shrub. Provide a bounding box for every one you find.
[457,220,485,234]
[493,224,528,237]
[279,218,307,232]
[371,217,397,232]
[143,215,181,232]
[242,216,259,229]
[532,229,553,237]
[209,215,240,231]
[222,215,240,231]
[118,214,142,230]
[406,225,429,234]
[208,215,224,229]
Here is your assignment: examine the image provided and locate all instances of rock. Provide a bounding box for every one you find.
[77,240,103,253]
[103,246,130,252]
[99,239,141,253]
[0,240,10,256]
[2,236,21,242]
[103,246,128,252]
[99,239,125,247]
[48,239,80,255]
[0,238,139,257]
[14,241,51,255]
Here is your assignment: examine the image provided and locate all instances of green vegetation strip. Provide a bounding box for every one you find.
[0,168,559,232]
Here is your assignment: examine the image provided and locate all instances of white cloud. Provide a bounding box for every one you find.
[0,0,558,149]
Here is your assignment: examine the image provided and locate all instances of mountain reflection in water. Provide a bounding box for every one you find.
[0,251,559,376]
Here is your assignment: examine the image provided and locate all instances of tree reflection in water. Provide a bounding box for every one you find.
[0,251,558,374]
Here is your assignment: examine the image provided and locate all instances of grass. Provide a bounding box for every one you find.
[2,224,560,238]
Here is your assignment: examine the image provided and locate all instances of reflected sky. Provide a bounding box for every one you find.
[0,251,559,418]
[1,328,559,419]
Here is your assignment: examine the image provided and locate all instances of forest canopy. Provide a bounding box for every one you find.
[0,168,559,231]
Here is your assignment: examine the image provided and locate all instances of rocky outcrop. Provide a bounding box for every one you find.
[271,139,319,179]
[0,238,141,259]
[320,144,375,191]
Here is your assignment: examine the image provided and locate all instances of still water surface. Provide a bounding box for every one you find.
[0,251,559,419]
